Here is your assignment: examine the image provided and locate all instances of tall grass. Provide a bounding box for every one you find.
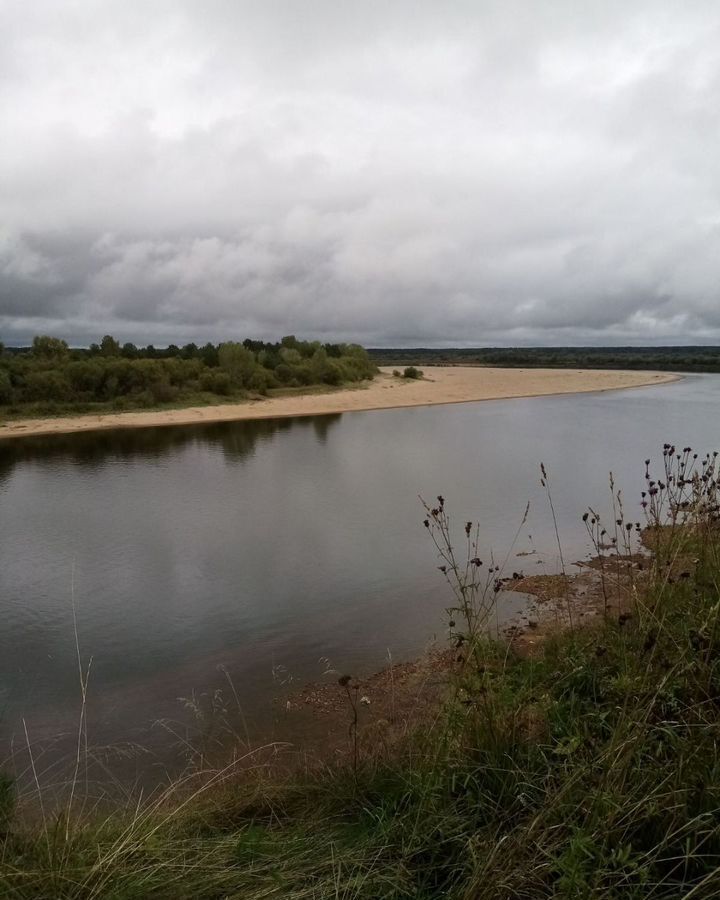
[2,445,720,898]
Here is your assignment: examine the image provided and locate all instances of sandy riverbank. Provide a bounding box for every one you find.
[0,366,681,441]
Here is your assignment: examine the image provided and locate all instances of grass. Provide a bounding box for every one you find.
[0,380,374,424]
[2,446,720,897]
[0,391,249,421]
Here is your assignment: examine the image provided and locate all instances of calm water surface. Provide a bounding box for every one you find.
[1,375,718,788]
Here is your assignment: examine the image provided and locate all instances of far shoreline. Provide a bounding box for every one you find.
[0,366,683,441]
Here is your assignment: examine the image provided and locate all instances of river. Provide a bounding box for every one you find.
[0,374,717,792]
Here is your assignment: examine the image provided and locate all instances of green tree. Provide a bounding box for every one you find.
[0,369,12,404]
[199,343,219,367]
[199,370,233,395]
[258,349,279,370]
[279,347,302,366]
[24,370,71,401]
[218,342,257,387]
[100,335,121,357]
[32,335,69,359]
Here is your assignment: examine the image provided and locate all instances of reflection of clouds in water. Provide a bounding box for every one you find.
[0,413,343,476]
[3,378,719,790]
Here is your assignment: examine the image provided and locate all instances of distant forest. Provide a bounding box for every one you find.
[369,346,720,373]
[0,335,377,416]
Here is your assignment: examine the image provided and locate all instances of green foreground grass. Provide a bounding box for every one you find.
[2,447,720,898]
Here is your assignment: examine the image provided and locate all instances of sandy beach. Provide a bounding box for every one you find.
[0,366,681,441]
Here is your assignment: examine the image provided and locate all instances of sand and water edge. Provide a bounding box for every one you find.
[0,366,682,441]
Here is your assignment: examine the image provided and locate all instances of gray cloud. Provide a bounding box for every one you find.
[2,0,720,346]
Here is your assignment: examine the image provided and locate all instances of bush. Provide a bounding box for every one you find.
[293,364,316,386]
[0,369,12,404]
[1,334,378,415]
[218,342,256,386]
[66,359,105,398]
[247,369,279,394]
[148,380,179,404]
[321,361,344,385]
[199,370,233,396]
[274,363,294,384]
[31,335,69,359]
[23,370,72,402]
[403,366,422,379]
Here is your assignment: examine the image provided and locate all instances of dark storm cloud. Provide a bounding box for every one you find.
[2,0,720,345]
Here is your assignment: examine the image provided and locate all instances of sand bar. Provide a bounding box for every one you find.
[0,366,681,441]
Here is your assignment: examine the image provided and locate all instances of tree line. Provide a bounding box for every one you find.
[0,335,377,413]
[369,346,720,373]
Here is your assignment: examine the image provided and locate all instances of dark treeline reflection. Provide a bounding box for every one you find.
[0,414,342,483]
[1,375,718,793]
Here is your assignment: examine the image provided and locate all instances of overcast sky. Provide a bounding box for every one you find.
[1,1,720,347]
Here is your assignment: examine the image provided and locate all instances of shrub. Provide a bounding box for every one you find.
[148,380,179,404]
[199,370,233,396]
[274,363,293,384]
[403,366,422,379]
[0,369,12,404]
[218,342,256,386]
[31,335,69,359]
[23,370,72,402]
[247,369,279,394]
[294,364,317,386]
[321,361,344,385]
[1,334,378,414]
[66,359,105,398]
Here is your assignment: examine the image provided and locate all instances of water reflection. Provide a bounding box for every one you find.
[0,413,342,473]
[1,375,718,792]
